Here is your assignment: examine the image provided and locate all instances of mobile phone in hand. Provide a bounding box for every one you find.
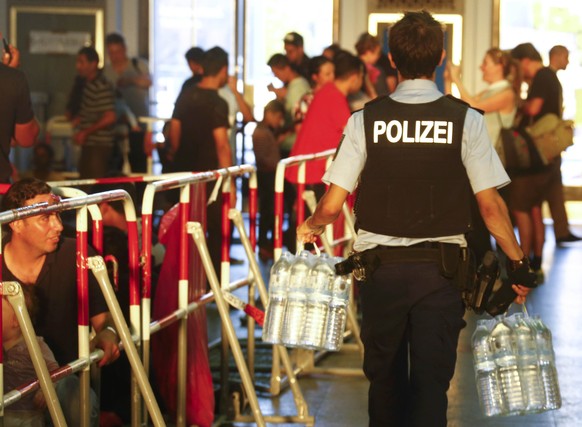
[2,38,12,65]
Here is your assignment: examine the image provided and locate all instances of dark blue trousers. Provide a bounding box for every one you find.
[360,261,466,427]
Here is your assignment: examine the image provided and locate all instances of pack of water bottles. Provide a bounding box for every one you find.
[471,311,561,417]
[262,250,352,351]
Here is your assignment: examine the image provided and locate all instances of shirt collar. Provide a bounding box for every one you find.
[390,79,443,103]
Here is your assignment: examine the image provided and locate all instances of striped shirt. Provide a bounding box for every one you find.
[79,72,115,146]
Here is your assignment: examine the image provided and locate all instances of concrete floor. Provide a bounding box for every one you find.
[210,223,582,426]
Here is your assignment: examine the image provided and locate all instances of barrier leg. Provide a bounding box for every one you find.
[187,222,267,427]
[229,209,314,424]
[3,282,67,426]
[247,279,256,380]
[87,257,166,427]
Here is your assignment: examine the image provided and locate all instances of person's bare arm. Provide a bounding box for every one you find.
[90,312,121,367]
[523,97,544,117]
[214,127,232,169]
[297,184,349,243]
[213,126,235,204]
[167,118,182,159]
[13,119,39,147]
[228,76,254,123]
[476,187,522,259]
[475,187,531,302]
[74,110,116,145]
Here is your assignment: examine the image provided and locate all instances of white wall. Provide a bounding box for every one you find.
[339,0,368,54]
[462,0,494,95]
[105,0,139,57]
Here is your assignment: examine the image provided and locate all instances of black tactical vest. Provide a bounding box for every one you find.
[355,95,472,238]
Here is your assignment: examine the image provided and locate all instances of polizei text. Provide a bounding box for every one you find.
[373,120,453,144]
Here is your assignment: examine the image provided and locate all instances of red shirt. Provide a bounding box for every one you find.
[286,82,351,184]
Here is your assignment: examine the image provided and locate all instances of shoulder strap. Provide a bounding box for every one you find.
[131,58,141,74]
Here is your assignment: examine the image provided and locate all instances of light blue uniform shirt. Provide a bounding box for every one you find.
[323,79,510,251]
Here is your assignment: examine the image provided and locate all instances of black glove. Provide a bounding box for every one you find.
[507,257,538,288]
[485,257,537,317]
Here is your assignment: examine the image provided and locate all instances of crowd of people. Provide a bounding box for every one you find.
[0,11,580,427]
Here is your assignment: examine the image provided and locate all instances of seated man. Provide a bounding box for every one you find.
[1,178,121,426]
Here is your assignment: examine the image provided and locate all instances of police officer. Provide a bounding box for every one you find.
[297,11,535,427]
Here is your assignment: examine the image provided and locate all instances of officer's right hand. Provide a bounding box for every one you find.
[297,216,325,244]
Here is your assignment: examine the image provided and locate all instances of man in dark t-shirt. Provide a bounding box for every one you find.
[1,178,120,425]
[166,46,233,275]
[0,43,39,183]
[511,43,581,247]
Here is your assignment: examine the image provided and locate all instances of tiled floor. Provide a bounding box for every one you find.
[210,223,582,426]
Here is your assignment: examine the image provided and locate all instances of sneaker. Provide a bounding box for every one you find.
[556,232,582,246]
[535,268,545,285]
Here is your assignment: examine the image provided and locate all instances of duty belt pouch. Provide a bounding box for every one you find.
[335,250,381,282]
[455,246,477,304]
[438,242,461,279]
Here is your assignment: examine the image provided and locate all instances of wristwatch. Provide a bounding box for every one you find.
[105,326,118,337]
[508,256,529,272]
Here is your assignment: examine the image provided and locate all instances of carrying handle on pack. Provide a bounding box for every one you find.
[295,240,321,257]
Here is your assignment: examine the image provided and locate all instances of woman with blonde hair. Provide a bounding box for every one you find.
[447,48,547,282]
[447,47,521,159]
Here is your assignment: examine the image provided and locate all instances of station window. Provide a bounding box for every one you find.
[150,0,333,120]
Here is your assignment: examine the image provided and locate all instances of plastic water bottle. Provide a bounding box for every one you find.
[323,256,351,351]
[263,252,294,344]
[300,254,334,349]
[281,250,313,346]
[489,315,524,415]
[529,315,561,410]
[509,313,544,413]
[472,319,506,416]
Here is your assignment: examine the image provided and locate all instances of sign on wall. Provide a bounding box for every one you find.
[29,30,91,54]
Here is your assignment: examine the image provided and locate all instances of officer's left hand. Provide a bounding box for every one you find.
[512,284,531,304]
[91,328,121,367]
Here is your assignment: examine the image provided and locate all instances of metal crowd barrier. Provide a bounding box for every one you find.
[138,116,170,175]
[0,162,320,426]
[140,165,313,426]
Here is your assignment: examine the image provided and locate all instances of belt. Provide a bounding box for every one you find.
[377,241,441,250]
[372,242,441,263]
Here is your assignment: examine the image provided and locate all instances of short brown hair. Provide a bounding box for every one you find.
[1,178,52,238]
[389,10,444,79]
